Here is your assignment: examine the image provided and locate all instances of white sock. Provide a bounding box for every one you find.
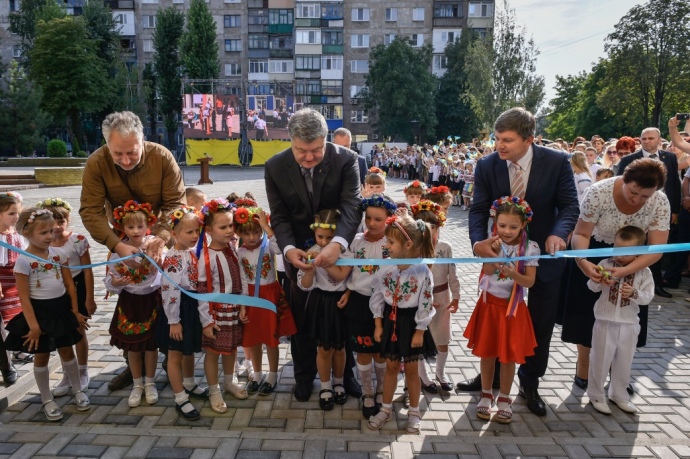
[78,364,88,373]
[435,350,449,381]
[174,391,195,413]
[333,376,344,395]
[252,371,264,382]
[320,379,332,399]
[208,383,221,395]
[34,365,52,403]
[133,377,143,388]
[478,389,493,409]
[418,359,432,385]
[183,377,197,391]
[62,357,82,392]
[144,376,155,386]
[374,361,387,393]
[266,371,278,386]
[356,362,374,396]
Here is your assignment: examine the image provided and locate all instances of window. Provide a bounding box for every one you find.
[173,0,184,4]
[321,4,343,19]
[225,39,241,52]
[295,80,321,95]
[351,34,369,48]
[143,39,154,53]
[321,55,343,70]
[224,0,241,3]
[412,7,425,21]
[142,15,156,28]
[270,36,293,50]
[248,10,269,25]
[297,3,319,18]
[296,29,321,44]
[469,2,494,17]
[10,0,18,12]
[433,55,448,70]
[224,15,240,28]
[410,34,423,47]
[269,60,294,73]
[351,110,368,123]
[384,34,397,46]
[269,9,293,25]
[249,60,268,73]
[472,28,489,39]
[225,63,241,76]
[142,0,158,3]
[12,46,22,58]
[435,3,462,18]
[316,105,343,120]
[350,85,365,98]
[248,34,269,49]
[351,8,370,22]
[441,31,457,43]
[351,60,369,73]
[385,8,397,21]
[322,80,343,96]
[295,55,321,70]
[322,30,343,46]
[114,13,128,25]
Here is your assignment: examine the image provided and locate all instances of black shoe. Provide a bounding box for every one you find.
[626,384,634,395]
[421,380,438,394]
[246,378,262,396]
[662,279,679,289]
[319,389,334,410]
[293,380,313,402]
[184,384,209,400]
[655,286,673,298]
[108,366,133,391]
[333,384,347,405]
[1,365,17,385]
[455,374,500,392]
[175,400,200,421]
[519,386,547,416]
[343,376,362,398]
[257,380,275,396]
[574,375,588,390]
[361,395,378,419]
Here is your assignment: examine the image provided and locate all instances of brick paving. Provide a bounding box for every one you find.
[1,165,690,458]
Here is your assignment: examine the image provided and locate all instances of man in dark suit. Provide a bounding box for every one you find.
[333,127,367,186]
[616,127,681,298]
[458,108,579,416]
[265,108,362,402]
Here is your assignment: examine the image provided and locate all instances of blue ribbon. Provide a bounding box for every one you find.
[253,233,269,298]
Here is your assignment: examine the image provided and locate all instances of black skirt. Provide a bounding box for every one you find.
[5,293,82,354]
[344,291,379,354]
[156,292,203,355]
[305,289,346,351]
[109,289,160,352]
[378,304,436,362]
[73,271,88,317]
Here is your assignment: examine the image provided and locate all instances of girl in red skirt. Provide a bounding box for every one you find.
[235,206,296,396]
[464,196,539,424]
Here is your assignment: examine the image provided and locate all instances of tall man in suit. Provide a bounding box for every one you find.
[265,109,362,402]
[458,108,579,416]
[333,127,368,186]
[617,127,681,299]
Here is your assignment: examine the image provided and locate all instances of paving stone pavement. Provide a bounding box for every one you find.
[1,165,690,458]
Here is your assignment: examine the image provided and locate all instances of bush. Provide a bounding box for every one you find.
[75,151,88,158]
[47,140,68,157]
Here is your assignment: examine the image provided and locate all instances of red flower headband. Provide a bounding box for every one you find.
[428,185,451,195]
[404,180,427,194]
[368,166,386,177]
[490,196,534,222]
[234,198,258,208]
[411,200,447,227]
[113,200,157,232]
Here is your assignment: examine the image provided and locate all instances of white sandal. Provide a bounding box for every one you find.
[225,381,249,400]
[209,391,228,414]
[406,409,421,434]
[368,406,392,430]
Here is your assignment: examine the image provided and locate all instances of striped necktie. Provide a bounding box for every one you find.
[511,162,525,198]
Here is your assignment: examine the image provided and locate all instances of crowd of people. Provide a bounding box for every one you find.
[0,107,686,432]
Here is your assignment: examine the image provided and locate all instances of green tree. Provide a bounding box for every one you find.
[435,32,482,143]
[362,38,437,142]
[180,0,220,85]
[142,62,158,139]
[153,7,185,150]
[29,17,109,150]
[9,0,66,66]
[545,73,587,141]
[601,0,690,128]
[0,61,51,156]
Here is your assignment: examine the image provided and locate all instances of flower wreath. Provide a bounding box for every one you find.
[428,185,451,195]
[0,191,22,202]
[367,166,386,177]
[310,222,336,230]
[26,208,52,227]
[168,205,202,230]
[489,196,534,222]
[403,180,427,194]
[112,200,157,232]
[200,198,235,218]
[36,197,72,212]
[359,194,398,215]
[234,197,258,208]
[233,206,267,226]
[411,200,447,227]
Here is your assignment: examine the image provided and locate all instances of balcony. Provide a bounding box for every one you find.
[433,16,464,27]
[322,44,343,54]
[269,48,294,58]
[248,49,270,59]
[295,18,321,28]
[268,24,293,34]
[248,0,269,8]
[249,24,269,33]
[104,0,134,9]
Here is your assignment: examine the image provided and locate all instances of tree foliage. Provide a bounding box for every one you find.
[362,38,437,143]
[0,61,51,156]
[9,0,66,66]
[142,62,158,139]
[153,7,185,150]
[180,0,220,84]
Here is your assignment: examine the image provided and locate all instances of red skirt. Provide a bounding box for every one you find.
[463,291,537,364]
[0,265,22,323]
[242,281,296,347]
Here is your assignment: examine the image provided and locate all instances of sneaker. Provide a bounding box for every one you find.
[128,385,144,407]
[73,390,91,411]
[108,366,133,391]
[144,383,158,404]
[53,374,71,397]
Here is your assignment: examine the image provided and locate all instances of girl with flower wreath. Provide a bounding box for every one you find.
[403,180,426,208]
[361,167,387,198]
[234,205,296,396]
[37,197,96,398]
[196,198,249,414]
[104,200,162,408]
[5,207,90,421]
[411,200,460,395]
[424,185,453,216]
[463,196,539,424]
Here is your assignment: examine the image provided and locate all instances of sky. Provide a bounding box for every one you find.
[512,0,641,108]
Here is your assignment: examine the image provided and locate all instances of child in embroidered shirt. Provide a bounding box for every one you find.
[105,200,161,408]
[404,180,426,208]
[196,198,249,414]
[368,214,436,434]
[5,207,90,421]
[463,196,539,424]
[411,200,460,394]
[235,206,296,396]
[586,225,654,415]
[159,206,207,421]
[37,197,96,398]
[298,209,351,411]
[337,194,396,419]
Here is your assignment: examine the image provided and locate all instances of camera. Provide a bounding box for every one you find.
[677,113,690,121]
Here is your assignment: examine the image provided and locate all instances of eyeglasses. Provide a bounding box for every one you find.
[607,151,617,155]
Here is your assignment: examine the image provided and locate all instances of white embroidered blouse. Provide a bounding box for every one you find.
[369,264,435,330]
[160,248,198,325]
[343,233,389,296]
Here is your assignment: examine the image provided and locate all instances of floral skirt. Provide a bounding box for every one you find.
[343,291,379,353]
[109,290,160,352]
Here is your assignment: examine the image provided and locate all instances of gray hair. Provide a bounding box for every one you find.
[102,111,144,145]
[333,127,352,140]
[641,127,661,138]
[494,107,535,140]
[288,108,328,142]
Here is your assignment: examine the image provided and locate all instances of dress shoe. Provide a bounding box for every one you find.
[293,380,313,402]
[108,366,133,391]
[421,380,438,394]
[343,376,362,398]
[655,286,673,298]
[2,365,18,385]
[662,279,679,289]
[455,374,500,392]
[590,399,611,415]
[610,399,638,414]
[518,386,547,416]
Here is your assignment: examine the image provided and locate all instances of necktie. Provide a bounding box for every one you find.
[511,162,525,198]
[649,153,658,160]
[301,167,313,199]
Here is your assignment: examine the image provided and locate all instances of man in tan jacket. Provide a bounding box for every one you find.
[80,111,186,391]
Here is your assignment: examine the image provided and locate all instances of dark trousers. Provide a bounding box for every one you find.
[664,209,690,287]
[0,321,11,372]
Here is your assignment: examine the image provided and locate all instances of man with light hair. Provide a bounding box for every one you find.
[333,127,367,186]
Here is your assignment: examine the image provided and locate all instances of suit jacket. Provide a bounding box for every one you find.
[265,142,362,278]
[616,150,681,215]
[357,154,367,185]
[469,144,580,282]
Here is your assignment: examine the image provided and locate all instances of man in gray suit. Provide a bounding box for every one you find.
[265,109,362,402]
